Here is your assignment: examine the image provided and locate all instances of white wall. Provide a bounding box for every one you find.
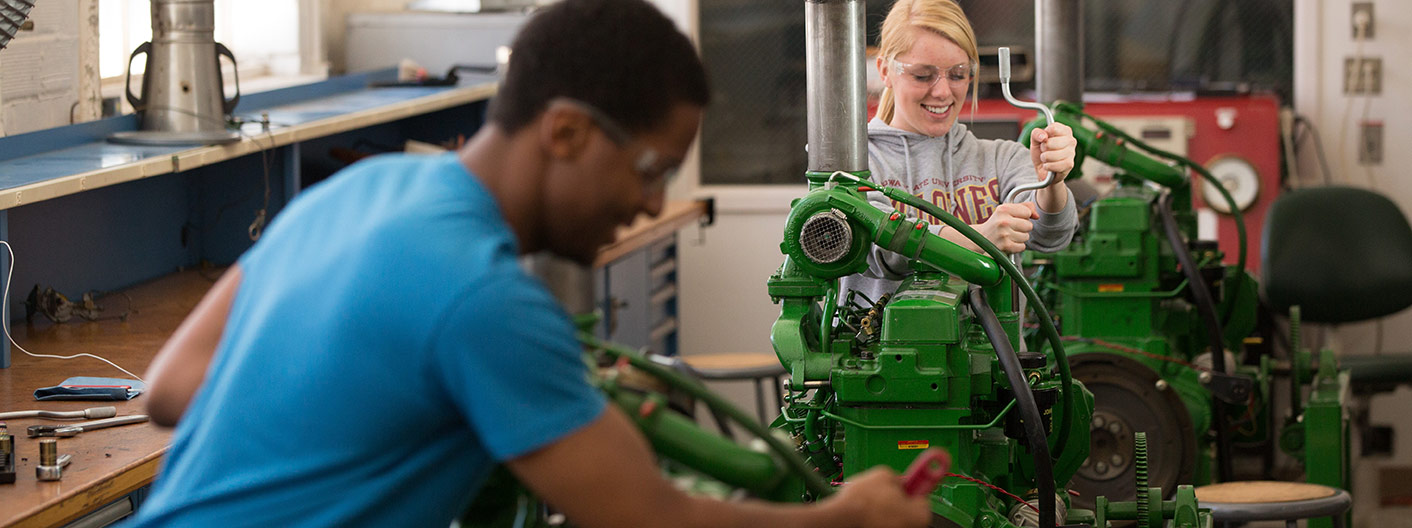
[327,0,694,74]
[323,0,408,74]
[0,0,99,136]
[1296,0,1412,356]
[1294,1,1410,525]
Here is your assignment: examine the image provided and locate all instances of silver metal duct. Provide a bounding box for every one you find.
[1035,0,1083,104]
[805,0,868,173]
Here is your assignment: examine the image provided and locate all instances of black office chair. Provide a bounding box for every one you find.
[1263,185,1412,323]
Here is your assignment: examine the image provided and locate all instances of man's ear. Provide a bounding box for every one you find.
[539,105,592,162]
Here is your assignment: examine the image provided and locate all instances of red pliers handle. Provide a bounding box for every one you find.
[901,448,951,497]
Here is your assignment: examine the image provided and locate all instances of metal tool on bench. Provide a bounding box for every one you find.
[109,0,242,146]
[27,415,149,438]
[0,406,117,421]
[36,439,72,482]
[1,424,15,484]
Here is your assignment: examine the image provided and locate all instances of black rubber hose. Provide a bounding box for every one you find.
[1156,191,1234,482]
[1072,106,1247,327]
[968,284,1056,528]
[881,188,1074,457]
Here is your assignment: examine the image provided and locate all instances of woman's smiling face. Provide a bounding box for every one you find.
[879,27,973,138]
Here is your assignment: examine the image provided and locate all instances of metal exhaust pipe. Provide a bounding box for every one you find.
[805,0,868,173]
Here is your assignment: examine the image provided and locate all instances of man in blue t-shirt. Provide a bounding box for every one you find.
[131,0,931,526]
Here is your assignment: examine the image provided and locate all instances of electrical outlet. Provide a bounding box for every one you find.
[1353,2,1375,39]
[1360,122,1383,165]
[1344,57,1382,94]
[1364,57,1382,94]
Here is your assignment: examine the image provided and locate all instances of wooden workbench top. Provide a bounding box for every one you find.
[0,200,707,526]
[595,199,709,267]
[0,270,216,528]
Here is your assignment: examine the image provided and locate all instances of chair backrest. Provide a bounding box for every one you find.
[1263,186,1412,323]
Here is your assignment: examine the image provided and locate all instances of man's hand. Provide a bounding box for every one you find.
[821,467,933,528]
[508,407,936,528]
[1030,122,1076,214]
[973,202,1038,254]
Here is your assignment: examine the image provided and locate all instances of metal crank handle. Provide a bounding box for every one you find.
[998,47,1059,204]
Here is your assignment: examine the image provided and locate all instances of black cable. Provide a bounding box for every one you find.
[1068,107,1247,325]
[1293,115,1334,186]
[1157,191,1234,482]
[883,188,1075,457]
[968,284,1055,528]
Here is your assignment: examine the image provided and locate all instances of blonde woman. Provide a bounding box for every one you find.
[841,0,1078,303]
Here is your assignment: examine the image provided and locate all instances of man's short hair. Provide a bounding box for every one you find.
[489,0,710,135]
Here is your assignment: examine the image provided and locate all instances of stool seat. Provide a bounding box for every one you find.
[1195,481,1351,526]
[679,353,786,425]
[680,353,786,380]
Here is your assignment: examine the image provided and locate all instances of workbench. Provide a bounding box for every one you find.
[0,70,498,526]
[0,69,498,370]
[0,198,705,527]
[0,271,204,528]
[0,68,710,525]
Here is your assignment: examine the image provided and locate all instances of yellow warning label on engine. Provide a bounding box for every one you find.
[898,440,929,450]
[1097,284,1125,292]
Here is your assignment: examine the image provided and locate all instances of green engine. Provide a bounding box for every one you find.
[768,176,1099,528]
[1021,104,1351,527]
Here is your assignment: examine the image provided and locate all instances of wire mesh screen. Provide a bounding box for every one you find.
[698,0,1292,185]
[800,210,853,264]
[698,0,894,185]
[963,0,1292,96]
[698,0,803,185]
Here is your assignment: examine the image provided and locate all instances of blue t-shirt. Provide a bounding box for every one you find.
[127,153,607,527]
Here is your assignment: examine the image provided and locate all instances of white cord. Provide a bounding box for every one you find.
[0,240,145,382]
[1358,59,1377,188]
[1337,20,1370,186]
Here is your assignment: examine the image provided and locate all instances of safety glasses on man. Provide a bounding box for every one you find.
[554,97,680,194]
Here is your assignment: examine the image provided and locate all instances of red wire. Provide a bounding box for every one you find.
[858,186,877,192]
[1061,336,1210,372]
[833,472,1041,513]
[945,473,1039,513]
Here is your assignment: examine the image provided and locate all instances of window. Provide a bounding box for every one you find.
[99,0,312,82]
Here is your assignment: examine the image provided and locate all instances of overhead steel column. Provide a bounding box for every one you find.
[805,0,868,173]
[1035,0,1083,104]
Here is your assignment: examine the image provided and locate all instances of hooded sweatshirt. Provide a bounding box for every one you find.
[838,117,1077,304]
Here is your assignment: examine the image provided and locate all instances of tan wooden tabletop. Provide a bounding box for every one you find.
[0,270,217,528]
[594,199,709,267]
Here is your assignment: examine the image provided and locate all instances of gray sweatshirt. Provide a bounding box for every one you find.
[838,118,1077,305]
